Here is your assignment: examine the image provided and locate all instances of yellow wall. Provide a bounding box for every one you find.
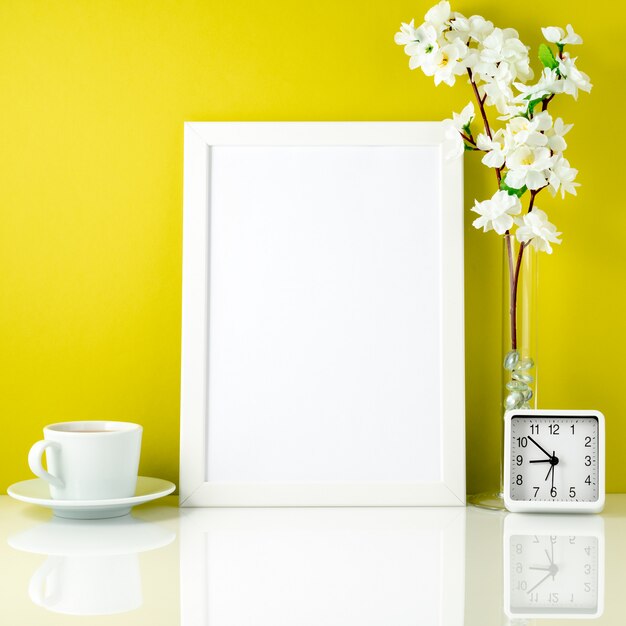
[1,0,623,494]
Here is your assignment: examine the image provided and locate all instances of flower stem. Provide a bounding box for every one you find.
[467,68,502,186]
[541,94,555,111]
[509,190,538,349]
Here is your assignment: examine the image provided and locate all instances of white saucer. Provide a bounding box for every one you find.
[7,477,176,519]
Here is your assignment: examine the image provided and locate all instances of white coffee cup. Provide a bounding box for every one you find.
[28,421,142,500]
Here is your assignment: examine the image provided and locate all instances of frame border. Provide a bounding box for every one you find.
[180,122,465,507]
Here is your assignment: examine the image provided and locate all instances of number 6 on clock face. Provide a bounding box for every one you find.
[504,410,605,513]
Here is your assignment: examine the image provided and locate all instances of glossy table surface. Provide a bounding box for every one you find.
[2,495,626,625]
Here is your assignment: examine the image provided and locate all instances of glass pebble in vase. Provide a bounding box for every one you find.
[469,233,537,510]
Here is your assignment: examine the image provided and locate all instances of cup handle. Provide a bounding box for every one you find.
[29,556,61,608]
[28,441,64,488]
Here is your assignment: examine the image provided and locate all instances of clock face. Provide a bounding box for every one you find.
[509,533,599,615]
[509,416,599,503]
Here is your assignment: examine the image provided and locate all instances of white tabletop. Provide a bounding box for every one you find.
[1,495,625,625]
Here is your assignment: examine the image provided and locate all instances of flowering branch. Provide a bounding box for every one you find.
[395,2,590,409]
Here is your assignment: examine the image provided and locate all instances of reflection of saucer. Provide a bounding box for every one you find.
[7,477,175,519]
[8,515,176,556]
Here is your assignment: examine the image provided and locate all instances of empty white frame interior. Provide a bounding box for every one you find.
[180,122,464,506]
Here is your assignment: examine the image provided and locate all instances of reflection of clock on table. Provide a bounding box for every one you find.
[504,514,604,619]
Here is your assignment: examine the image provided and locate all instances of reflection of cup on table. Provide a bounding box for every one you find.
[28,421,142,500]
[8,516,176,616]
[29,553,142,616]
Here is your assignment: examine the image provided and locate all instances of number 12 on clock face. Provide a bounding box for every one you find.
[504,410,605,513]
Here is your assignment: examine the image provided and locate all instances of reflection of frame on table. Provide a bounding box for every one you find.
[180,507,465,625]
[179,122,465,507]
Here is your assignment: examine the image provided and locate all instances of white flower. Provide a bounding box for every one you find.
[513,67,562,105]
[477,129,507,168]
[505,113,551,149]
[545,117,573,153]
[558,54,592,99]
[447,14,494,44]
[480,64,516,114]
[505,146,553,190]
[451,101,474,130]
[396,22,440,69]
[497,101,529,121]
[548,155,579,198]
[425,1,451,31]
[472,190,522,235]
[443,102,474,159]
[479,27,533,83]
[395,20,416,46]
[421,41,468,86]
[515,208,562,254]
[541,24,583,46]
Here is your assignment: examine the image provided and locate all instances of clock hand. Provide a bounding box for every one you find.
[545,548,553,565]
[529,566,552,572]
[527,571,552,594]
[528,436,554,460]
[529,459,552,463]
[551,451,555,492]
[545,464,554,482]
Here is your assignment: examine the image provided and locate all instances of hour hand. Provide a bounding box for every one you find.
[529,459,552,463]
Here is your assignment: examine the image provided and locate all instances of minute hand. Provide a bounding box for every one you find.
[528,436,553,460]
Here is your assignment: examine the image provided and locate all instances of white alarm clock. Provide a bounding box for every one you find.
[504,410,605,513]
[504,514,605,619]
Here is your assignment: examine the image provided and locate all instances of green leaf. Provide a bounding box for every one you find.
[527,97,545,117]
[500,178,527,198]
[538,43,558,70]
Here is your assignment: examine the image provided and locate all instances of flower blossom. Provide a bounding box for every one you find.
[447,14,494,44]
[477,27,533,83]
[545,118,573,153]
[515,208,562,254]
[558,54,592,99]
[505,146,553,190]
[541,24,583,46]
[424,0,451,32]
[513,67,562,105]
[444,102,474,158]
[472,190,522,235]
[506,112,551,148]
[476,129,508,168]
[548,156,579,198]
[421,41,468,86]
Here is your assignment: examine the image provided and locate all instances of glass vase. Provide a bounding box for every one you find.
[468,234,537,510]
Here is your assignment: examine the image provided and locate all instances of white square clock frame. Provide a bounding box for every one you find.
[504,409,605,513]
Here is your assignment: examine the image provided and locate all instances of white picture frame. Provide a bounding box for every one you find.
[180,507,466,626]
[180,122,465,507]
